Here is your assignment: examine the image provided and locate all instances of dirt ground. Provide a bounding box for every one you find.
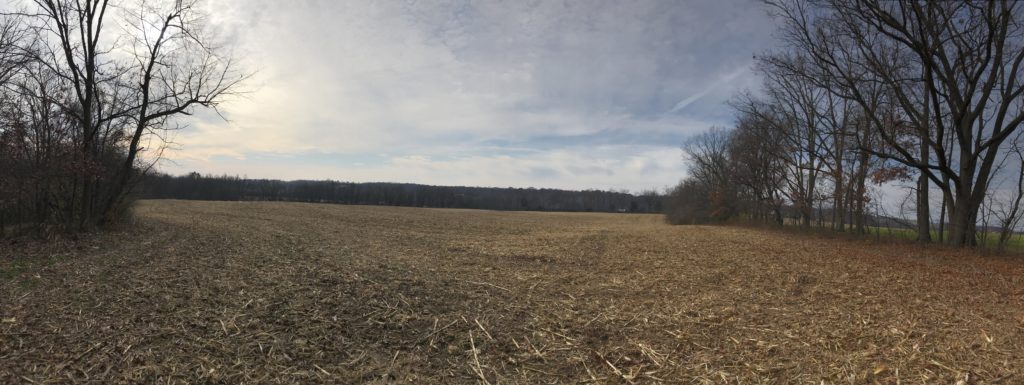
[2,200,1024,384]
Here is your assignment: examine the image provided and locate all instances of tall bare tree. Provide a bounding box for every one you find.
[768,0,1024,246]
[733,53,833,229]
[10,0,246,228]
[729,112,788,225]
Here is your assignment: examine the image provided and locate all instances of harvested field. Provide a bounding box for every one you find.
[2,200,1024,384]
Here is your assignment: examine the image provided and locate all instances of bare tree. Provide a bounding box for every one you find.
[767,0,1024,246]
[666,127,738,224]
[985,140,1024,249]
[8,0,247,229]
[733,53,831,229]
[729,112,788,225]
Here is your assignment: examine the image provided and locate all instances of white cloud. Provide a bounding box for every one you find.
[163,0,778,190]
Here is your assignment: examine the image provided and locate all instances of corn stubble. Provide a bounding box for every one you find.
[1,200,1023,384]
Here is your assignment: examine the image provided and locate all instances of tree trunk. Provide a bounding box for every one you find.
[916,139,931,242]
[947,196,980,247]
[938,191,947,244]
[833,180,846,232]
[853,149,869,234]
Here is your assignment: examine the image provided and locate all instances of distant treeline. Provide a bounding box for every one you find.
[139,173,665,213]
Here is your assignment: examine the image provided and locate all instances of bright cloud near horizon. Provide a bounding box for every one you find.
[163,0,778,192]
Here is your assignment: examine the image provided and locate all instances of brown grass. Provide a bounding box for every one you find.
[2,200,1023,384]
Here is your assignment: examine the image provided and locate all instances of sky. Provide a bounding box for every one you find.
[162,0,779,192]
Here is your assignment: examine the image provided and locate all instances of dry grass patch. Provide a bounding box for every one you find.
[2,200,1023,384]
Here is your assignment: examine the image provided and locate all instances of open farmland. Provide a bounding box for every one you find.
[2,201,1024,384]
